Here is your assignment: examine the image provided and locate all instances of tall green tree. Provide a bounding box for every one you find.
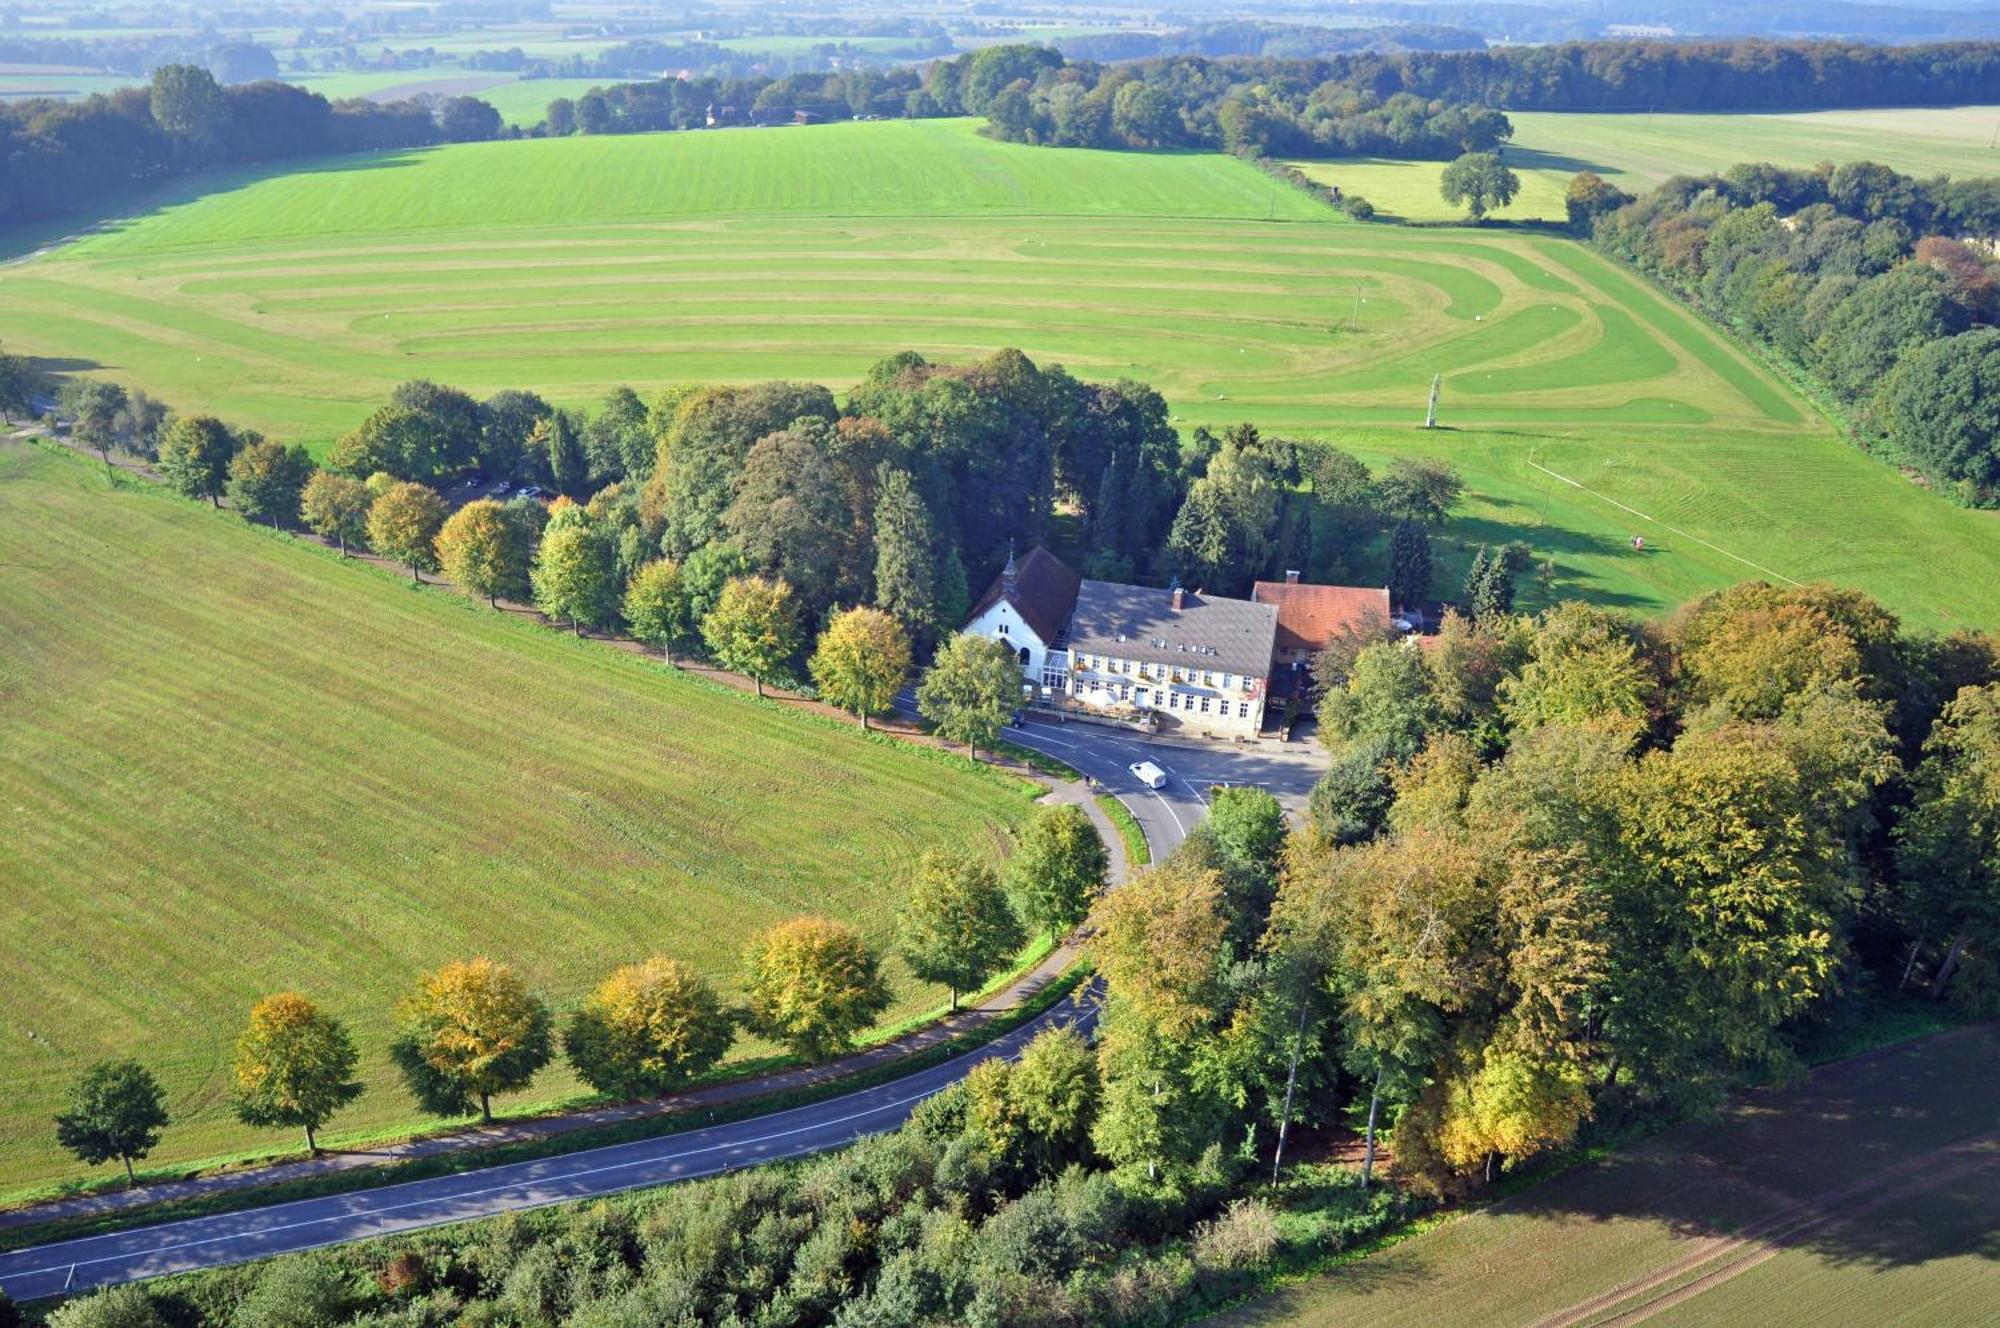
[157,415,238,506]
[1386,519,1433,613]
[0,341,41,423]
[872,465,954,652]
[1895,683,2000,1005]
[623,558,697,664]
[1440,151,1521,220]
[544,410,589,499]
[54,1060,169,1185]
[702,575,803,697]
[810,605,911,728]
[149,64,228,153]
[226,440,315,529]
[916,632,1021,758]
[60,379,126,473]
[740,916,893,1061]
[1004,803,1109,941]
[231,993,363,1154]
[898,851,1025,1010]
[366,481,446,582]
[299,472,372,556]
[532,520,619,634]
[390,958,553,1122]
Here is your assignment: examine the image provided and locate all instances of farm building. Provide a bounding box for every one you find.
[1252,574,1393,708]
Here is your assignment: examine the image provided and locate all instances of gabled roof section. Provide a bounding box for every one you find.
[1251,581,1392,654]
[965,545,1082,646]
[1068,581,1278,681]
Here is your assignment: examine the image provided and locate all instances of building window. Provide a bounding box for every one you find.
[1238,701,1250,719]
[1199,696,1211,714]
[1018,646,1031,667]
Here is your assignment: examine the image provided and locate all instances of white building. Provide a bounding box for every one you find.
[960,545,1082,699]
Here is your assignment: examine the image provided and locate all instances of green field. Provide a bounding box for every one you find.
[1216,1023,2000,1327]
[0,441,1035,1196]
[1292,104,2000,222]
[6,116,2000,627]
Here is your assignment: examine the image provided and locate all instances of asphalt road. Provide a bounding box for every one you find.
[0,997,1097,1302]
[0,715,1321,1303]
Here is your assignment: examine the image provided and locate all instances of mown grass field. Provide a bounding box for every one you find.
[5,116,2000,626]
[0,441,1037,1197]
[1291,104,2000,222]
[1215,1023,2000,1327]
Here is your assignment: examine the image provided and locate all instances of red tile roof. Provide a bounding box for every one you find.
[967,545,1082,646]
[1251,581,1392,654]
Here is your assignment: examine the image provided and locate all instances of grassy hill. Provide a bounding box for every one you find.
[0,441,1035,1196]
[1291,104,2000,222]
[5,116,2000,626]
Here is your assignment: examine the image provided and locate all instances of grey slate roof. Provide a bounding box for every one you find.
[1066,580,1279,680]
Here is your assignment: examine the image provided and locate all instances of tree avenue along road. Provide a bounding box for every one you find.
[0,996,1098,1302]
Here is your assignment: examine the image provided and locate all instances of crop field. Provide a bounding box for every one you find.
[1216,1023,2000,1327]
[1291,104,2000,222]
[0,441,1036,1196]
[5,117,2000,626]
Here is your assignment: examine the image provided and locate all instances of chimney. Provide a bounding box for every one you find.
[1171,586,1185,612]
[1284,569,1300,584]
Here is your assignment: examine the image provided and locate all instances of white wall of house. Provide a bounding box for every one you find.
[962,600,1049,691]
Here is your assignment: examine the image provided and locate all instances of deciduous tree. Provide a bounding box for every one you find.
[436,498,531,607]
[225,439,314,529]
[60,379,126,473]
[898,851,1024,1010]
[390,958,553,1122]
[54,1060,169,1185]
[741,917,893,1061]
[157,415,237,506]
[300,472,372,556]
[916,632,1020,758]
[231,993,363,1153]
[366,481,446,582]
[1004,803,1109,940]
[563,958,735,1098]
[1440,151,1521,221]
[810,605,911,728]
[702,575,802,696]
[623,558,697,663]
[532,519,619,634]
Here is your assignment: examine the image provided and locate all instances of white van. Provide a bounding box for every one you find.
[1129,760,1169,790]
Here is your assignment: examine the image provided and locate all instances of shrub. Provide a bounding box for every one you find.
[230,1256,359,1328]
[45,1286,166,1328]
[1191,1197,1281,1275]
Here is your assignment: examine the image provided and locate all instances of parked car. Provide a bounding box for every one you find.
[1129,760,1168,790]
[516,485,546,500]
[493,480,511,495]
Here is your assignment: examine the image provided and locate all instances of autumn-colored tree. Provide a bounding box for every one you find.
[54,1060,169,1186]
[965,1023,1099,1174]
[563,958,735,1098]
[1672,583,1867,721]
[1003,803,1108,941]
[898,851,1024,1010]
[225,439,315,529]
[300,472,372,556]
[740,916,893,1061]
[436,498,531,607]
[623,558,696,664]
[1498,601,1658,740]
[231,993,364,1153]
[389,958,553,1122]
[916,632,1021,758]
[1088,858,1231,1042]
[810,605,911,728]
[157,414,238,506]
[366,481,446,582]
[702,575,803,697]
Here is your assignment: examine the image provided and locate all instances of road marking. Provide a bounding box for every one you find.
[1149,790,1186,837]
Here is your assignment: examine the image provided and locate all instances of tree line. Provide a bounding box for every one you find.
[50,808,1109,1188]
[0,63,507,229]
[46,351,1462,706]
[1576,160,2000,502]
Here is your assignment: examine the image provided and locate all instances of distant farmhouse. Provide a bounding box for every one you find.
[961,547,1390,738]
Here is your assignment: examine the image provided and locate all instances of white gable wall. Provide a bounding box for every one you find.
[963,599,1050,686]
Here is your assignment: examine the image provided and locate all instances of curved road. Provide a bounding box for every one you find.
[0,718,1320,1303]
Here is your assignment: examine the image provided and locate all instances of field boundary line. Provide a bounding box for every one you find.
[1525,457,1803,587]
